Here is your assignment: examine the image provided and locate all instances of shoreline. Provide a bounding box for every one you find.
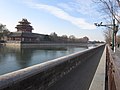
[5,42,88,48]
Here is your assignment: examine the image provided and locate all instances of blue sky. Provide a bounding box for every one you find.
[0,0,106,41]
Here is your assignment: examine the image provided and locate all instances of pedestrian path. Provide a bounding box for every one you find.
[47,47,105,90]
[115,47,120,58]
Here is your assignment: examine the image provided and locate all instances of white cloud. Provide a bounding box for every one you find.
[58,0,101,22]
[57,3,73,12]
[24,1,96,30]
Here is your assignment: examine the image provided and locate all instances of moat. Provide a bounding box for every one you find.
[0,46,89,75]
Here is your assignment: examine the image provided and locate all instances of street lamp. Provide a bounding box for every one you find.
[94,19,118,52]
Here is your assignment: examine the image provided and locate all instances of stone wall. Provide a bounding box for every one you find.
[5,42,88,48]
[5,42,21,48]
[0,44,105,90]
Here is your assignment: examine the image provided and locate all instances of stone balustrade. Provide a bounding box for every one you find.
[0,45,105,90]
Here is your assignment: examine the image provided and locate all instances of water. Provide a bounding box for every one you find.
[0,46,87,75]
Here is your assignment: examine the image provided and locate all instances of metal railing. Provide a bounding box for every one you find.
[106,45,120,90]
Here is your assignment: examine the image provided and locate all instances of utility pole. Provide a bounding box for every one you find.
[94,20,118,52]
[112,19,115,51]
[114,25,119,52]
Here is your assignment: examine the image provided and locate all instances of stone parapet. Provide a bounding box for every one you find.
[0,44,105,90]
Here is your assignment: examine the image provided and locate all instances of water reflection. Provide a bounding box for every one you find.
[0,46,88,75]
[15,48,33,68]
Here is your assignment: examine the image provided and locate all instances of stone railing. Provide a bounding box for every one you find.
[21,43,88,48]
[0,45,105,90]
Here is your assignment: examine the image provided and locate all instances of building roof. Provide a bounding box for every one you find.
[16,18,33,32]
[7,32,46,38]
[18,18,31,24]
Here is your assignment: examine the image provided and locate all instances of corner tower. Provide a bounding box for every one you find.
[15,18,33,33]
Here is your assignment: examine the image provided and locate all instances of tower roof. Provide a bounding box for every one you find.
[15,18,33,32]
[18,18,31,24]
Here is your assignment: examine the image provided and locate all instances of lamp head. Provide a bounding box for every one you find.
[94,23,98,26]
[100,22,102,25]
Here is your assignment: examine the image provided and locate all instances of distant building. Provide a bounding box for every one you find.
[7,18,48,43]
[5,18,89,48]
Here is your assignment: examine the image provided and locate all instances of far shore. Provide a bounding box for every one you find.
[4,42,89,48]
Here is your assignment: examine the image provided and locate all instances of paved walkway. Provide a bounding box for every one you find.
[47,47,105,90]
[115,47,120,58]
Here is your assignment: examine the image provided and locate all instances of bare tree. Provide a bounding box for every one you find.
[103,28,112,44]
[50,32,58,41]
[61,35,68,39]
[93,0,120,45]
[0,24,7,32]
[69,35,76,42]
[116,0,120,7]
[0,24,9,40]
[94,0,120,23]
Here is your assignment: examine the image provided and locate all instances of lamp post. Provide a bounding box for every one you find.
[112,19,115,51]
[114,25,119,51]
[94,19,118,52]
